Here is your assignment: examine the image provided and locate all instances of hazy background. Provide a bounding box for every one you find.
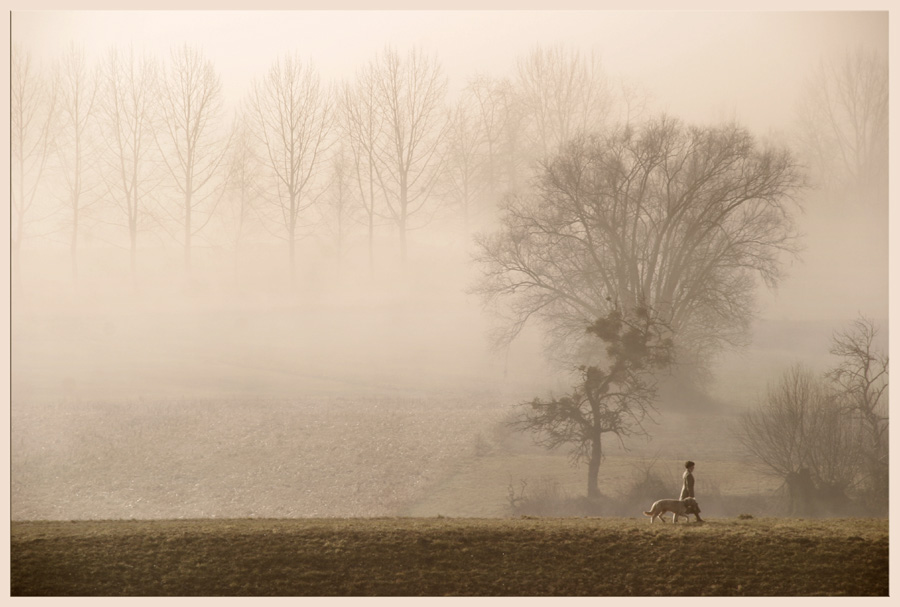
[11,10,887,319]
[9,9,890,520]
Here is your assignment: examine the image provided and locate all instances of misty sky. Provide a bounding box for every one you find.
[12,10,886,137]
[9,9,891,324]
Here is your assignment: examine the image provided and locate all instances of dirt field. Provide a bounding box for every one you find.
[11,516,888,596]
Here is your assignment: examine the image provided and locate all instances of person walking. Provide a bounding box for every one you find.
[680,460,703,521]
[680,460,696,499]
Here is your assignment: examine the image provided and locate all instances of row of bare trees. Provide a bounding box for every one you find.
[12,41,887,298]
[11,43,635,293]
[12,44,225,290]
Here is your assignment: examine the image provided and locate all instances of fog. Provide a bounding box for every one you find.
[9,10,890,520]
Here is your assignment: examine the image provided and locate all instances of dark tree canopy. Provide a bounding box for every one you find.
[474,115,804,367]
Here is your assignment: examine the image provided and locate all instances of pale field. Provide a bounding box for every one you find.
[10,272,836,521]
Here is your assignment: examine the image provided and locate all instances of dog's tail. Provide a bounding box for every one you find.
[642,511,653,516]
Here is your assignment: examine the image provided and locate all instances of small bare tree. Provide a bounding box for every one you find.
[319,144,360,275]
[514,307,673,500]
[11,45,58,293]
[466,74,516,198]
[96,46,161,286]
[220,109,264,286]
[441,95,486,233]
[795,46,888,203]
[370,46,448,264]
[827,316,888,511]
[514,44,612,161]
[341,71,384,274]
[736,364,863,515]
[249,53,334,288]
[54,43,99,284]
[156,44,230,278]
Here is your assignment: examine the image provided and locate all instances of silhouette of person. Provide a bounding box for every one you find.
[680,460,696,499]
[680,460,703,521]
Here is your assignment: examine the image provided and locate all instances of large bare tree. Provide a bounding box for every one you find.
[249,54,334,287]
[96,46,161,286]
[156,44,230,277]
[11,45,58,292]
[370,46,448,264]
[474,115,804,371]
[53,43,99,284]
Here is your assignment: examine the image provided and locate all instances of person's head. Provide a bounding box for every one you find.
[685,460,695,471]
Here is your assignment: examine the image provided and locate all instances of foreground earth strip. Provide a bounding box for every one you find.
[11,516,888,596]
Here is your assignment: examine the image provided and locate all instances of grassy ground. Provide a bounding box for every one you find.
[11,516,888,596]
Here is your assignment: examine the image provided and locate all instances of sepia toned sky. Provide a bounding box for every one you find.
[10,10,888,134]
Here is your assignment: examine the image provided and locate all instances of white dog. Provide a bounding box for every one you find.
[642,497,701,523]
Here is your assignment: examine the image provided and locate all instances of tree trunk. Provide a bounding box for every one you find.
[14,152,25,295]
[368,214,375,276]
[12,236,23,296]
[184,194,192,279]
[368,151,376,276]
[129,233,138,291]
[399,177,408,265]
[587,430,602,499]
[72,125,83,286]
[233,241,241,291]
[71,205,79,285]
[462,180,470,234]
[399,221,407,265]
[289,237,296,290]
[289,192,298,290]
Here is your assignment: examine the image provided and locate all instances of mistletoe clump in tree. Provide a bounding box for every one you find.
[515,306,673,500]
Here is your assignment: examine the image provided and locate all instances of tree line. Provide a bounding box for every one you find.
[11,43,632,293]
[12,42,885,297]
